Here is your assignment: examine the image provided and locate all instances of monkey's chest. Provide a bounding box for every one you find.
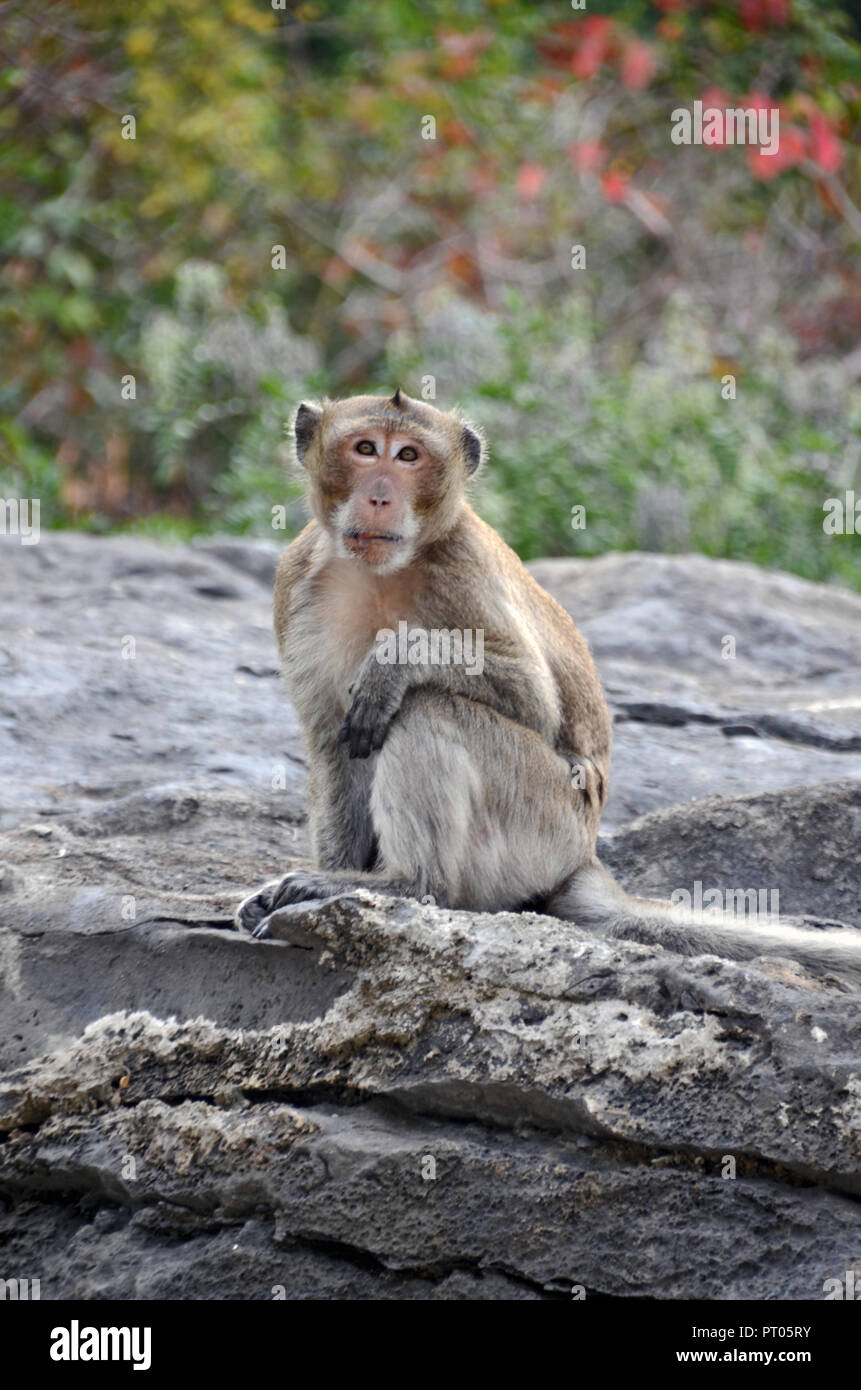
[285,585,415,716]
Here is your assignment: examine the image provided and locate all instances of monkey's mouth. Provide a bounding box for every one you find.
[343,530,403,544]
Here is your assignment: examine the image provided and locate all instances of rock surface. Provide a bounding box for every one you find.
[0,533,859,1300]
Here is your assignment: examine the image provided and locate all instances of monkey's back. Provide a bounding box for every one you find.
[451,507,612,794]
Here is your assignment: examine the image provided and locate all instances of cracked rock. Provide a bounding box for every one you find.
[0,536,860,1300]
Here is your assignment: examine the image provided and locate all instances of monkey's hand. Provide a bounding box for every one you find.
[338,657,403,759]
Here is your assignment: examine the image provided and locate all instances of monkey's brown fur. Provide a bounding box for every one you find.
[236,391,861,987]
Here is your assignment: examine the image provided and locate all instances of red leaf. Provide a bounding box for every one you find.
[580,16,613,38]
[700,86,731,111]
[600,170,629,204]
[739,0,791,31]
[807,111,843,174]
[516,163,547,199]
[570,17,614,80]
[743,88,775,113]
[746,124,805,180]
[437,27,492,80]
[620,41,657,92]
[569,141,606,172]
[441,119,476,147]
[572,36,607,80]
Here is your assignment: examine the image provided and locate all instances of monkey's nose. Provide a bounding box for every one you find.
[366,476,393,507]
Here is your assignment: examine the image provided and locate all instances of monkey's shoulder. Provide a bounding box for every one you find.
[273,522,326,635]
[450,509,588,639]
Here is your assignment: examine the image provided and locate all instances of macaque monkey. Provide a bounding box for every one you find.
[236,390,861,986]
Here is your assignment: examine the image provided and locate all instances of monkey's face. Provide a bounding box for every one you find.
[328,427,426,573]
[294,392,483,574]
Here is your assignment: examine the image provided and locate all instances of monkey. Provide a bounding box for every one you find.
[236,388,861,987]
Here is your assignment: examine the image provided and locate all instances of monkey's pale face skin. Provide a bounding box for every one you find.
[330,429,424,574]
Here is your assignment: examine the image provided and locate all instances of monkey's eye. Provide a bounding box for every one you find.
[355,440,376,455]
[397,446,419,462]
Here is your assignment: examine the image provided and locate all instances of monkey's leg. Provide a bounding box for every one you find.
[308,745,377,872]
[368,690,594,913]
[236,691,597,932]
[235,746,377,934]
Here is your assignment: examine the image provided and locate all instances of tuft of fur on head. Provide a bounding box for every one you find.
[291,392,485,472]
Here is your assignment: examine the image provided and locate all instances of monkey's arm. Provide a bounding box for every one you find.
[339,633,559,759]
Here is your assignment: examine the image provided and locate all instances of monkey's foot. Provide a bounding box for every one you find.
[235,870,361,937]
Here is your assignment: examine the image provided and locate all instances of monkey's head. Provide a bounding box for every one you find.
[293,389,484,574]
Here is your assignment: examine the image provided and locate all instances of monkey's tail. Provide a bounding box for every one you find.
[548,858,861,987]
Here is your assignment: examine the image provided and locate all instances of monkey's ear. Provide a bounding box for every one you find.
[293,402,323,467]
[461,424,484,475]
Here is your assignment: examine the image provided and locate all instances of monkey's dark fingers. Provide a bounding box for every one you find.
[235,879,282,933]
[271,870,342,905]
[340,697,395,759]
[337,711,371,757]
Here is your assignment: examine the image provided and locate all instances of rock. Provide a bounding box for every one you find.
[0,534,859,1300]
[601,778,861,924]
[530,552,861,830]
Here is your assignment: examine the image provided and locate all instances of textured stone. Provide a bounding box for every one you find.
[0,535,859,1300]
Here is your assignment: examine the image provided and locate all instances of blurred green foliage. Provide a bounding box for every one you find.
[1,0,860,587]
[389,291,861,588]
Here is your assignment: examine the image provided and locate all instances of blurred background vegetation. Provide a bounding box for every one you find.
[1,0,860,587]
